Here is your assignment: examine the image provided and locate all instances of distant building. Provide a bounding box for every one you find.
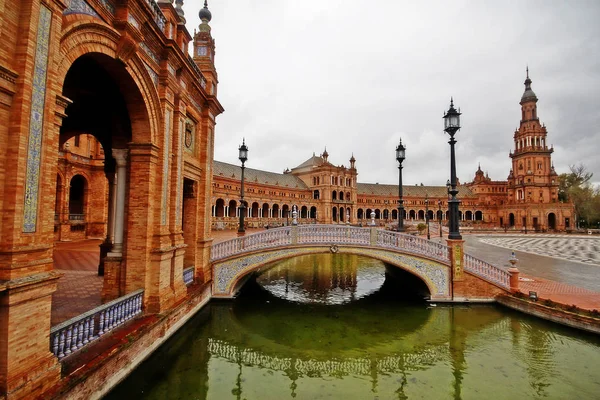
[211,71,574,231]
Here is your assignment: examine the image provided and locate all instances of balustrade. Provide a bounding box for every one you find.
[183,267,195,286]
[464,254,511,289]
[50,289,143,360]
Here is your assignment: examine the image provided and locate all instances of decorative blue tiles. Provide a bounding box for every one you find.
[64,0,101,17]
[23,5,51,233]
[212,247,451,298]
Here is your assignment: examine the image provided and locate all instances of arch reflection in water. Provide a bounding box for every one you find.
[255,253,391,305]
[107,256,600,400]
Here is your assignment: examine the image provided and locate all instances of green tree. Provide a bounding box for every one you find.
[558,164,599,228]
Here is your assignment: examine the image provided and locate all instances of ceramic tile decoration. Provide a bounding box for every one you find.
[23,5,51,233]
[213,246,449,297]
[64,0,100,17]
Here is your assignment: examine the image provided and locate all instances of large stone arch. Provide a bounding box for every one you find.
[58,16,160,145]
[212,246,451,301]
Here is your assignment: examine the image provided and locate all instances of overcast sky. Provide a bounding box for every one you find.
[184,1,600,187]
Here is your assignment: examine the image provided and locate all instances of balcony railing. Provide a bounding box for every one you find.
[50,289,143,360]
[183,267,194,286]
[69,213,85,221]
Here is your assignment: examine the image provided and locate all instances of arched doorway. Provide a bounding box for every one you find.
[475,211,483,221]
[418,210,424,220]
[272,204,280,219]
[548,213,556,230]
[340,207,345,222]
[465,211,472,221]
[409,210,416,220]
[68,174,87,228]
[301,206,308,219]
[228,200,237,217]
[509,213,515,227]
[357,209,364,220]
[332,207,338,222]
[262,203,269,219]
[215,199,225,217]
[251,202,260,218]
[310,206,317,219]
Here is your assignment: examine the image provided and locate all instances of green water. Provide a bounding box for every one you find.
[107,254,600,399]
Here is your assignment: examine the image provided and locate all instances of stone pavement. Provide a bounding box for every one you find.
[50,229,600,327]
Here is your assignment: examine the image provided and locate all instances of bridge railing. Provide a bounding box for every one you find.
[297,225,371,245]
[211,226,293,261]
[464,253,510,289]
[376,230,449,264]
[210,225,511,291]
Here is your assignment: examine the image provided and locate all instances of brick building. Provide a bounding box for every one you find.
[0,1,222,397]
[211,71,573,232]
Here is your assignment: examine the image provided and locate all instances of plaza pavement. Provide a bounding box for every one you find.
[51,229,600,326]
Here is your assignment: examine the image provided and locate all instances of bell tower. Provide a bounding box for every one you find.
[507,68,559,205]
[193,1,218,96]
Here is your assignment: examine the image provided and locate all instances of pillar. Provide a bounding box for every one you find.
[447,239,465,300]
[109,149,128,255]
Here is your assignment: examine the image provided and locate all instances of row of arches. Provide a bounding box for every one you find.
[357,209,484,221]
[213,199,317,220]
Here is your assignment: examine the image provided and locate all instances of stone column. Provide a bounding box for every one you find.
[109,148,128,255]
[98,171,116,275]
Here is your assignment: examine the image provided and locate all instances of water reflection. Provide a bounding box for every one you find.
[107,254,600,400]
[255,253,385,305]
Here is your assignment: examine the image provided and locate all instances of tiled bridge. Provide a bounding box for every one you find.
[210,225,515,301]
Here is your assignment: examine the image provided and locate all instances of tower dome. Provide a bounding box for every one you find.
[199,0,212,22]
[521,67,537,103]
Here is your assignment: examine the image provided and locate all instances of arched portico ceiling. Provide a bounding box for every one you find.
[213,247,450,300]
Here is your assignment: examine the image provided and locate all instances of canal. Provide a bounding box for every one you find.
[107,254,600,399]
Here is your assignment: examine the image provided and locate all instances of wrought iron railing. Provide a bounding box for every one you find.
[464,254,510,290]
[183,267,194,286]
[50,289,143,360]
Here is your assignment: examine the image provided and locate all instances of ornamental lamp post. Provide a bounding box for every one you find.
[425,193,430,240]
[396,139,406,232]
[443,98,462,240]
[438,200,442,238]
[238,139,248,235]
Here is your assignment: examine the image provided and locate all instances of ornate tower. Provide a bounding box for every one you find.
[507,69,559,205]
[193,1,218,96]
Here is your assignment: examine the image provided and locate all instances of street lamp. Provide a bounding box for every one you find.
[238,139,248,235]
[443,98,462,240]
[396,139,406,232]
[438,200,442,238]
[425,194,430,240]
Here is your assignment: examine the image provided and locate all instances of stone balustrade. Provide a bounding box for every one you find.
[464,254,511,289]
[183,267,195,286]
[50,289,144,360]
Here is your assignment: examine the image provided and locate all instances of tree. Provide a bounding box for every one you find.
[558,164,599,228]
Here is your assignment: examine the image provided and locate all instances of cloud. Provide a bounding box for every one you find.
[185,0,600,186]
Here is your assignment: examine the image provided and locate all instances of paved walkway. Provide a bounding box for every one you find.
[50,229,600,326]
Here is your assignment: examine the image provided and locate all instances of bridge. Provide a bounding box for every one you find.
[210,225,516,301]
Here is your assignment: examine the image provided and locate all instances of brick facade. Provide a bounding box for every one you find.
[0,1,222,397]
[211,72,574,233]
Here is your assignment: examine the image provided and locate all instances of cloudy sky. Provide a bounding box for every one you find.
[184,0,600,187]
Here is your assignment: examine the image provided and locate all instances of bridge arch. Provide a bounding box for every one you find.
[213,247,451,301]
